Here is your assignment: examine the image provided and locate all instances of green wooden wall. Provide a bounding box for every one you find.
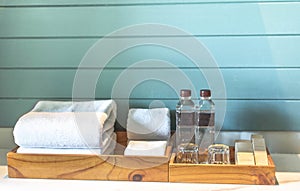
[1,0,300,131]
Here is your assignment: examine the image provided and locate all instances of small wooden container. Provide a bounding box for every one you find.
[7,132,172,182]
[169,147,276,185]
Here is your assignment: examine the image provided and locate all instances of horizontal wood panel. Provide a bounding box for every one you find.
[1,0,299,134]
[1,3,300,37]
[99,68,300,99]
[0,0,295,6]
[0,39,92,68]
[1,99,299,131]
[0,68,299,99]
[1,36,300,68]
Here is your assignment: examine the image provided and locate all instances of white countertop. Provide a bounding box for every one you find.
[1,154,300,191]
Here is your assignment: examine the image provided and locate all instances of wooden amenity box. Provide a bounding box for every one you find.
[169,147,276,185]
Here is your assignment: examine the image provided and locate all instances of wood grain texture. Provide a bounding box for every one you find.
[7,152,170,181]
[7,132,172,182]
[7,146,275,184]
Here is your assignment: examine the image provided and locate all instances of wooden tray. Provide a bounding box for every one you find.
[7,132,172,182]
[169,147,276,185]
[7,132,276,184]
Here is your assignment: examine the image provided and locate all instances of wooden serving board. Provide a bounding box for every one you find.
[169,147,276,185]
[7,132,172,182]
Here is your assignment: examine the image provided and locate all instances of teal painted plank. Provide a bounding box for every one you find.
[1,3,300,37]
[0,68,300,99]
[0,39,93,68]
[0,0,296,6]
[221,100,300,131]
[203,36,300,68]
[1,99,300,131]
[0,99,37,127]
[1,36,300,68]
[0,70,76,98]
[100,68,300,99]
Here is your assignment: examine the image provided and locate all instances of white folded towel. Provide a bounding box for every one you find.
[13,100,117,148]
[126,108,170,140]
[17,133,117,155]
[124,140,167,156]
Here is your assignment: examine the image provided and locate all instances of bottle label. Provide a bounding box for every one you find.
[198,113,215,126]
[177,112,195,126]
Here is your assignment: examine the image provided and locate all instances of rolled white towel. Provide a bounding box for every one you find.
[126,108,170,140]
[124,140,167,156]
[17,133,117,155]
[13,100,117,148]
[32,100,117,130]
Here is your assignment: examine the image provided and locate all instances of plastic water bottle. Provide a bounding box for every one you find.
[195,89,215,159]
[175,89,196,149]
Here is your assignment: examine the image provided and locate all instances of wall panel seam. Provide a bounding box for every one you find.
[1,98,300,101]
[1,34,300,39]
[2,67,300,70]
[1,1,300,8]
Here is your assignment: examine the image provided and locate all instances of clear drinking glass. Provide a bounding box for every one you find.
[208,144,230,164]
[176,143,199,164]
